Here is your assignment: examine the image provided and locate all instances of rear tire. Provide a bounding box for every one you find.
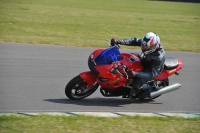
[149,78,169,100]
[138,78,169,100]
[65,75,98,100]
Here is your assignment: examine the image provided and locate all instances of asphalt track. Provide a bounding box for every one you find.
[0,43,200,113]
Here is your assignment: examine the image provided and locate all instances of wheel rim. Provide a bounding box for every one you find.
[158,80,167,89]
[69,79,98,99]
[70,80,90,99]
[142,80,168,100]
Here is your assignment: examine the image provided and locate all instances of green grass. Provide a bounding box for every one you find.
[0,115,200,133]
[0,0,200,52]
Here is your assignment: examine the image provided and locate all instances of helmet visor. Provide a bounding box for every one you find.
[141,45,150,52]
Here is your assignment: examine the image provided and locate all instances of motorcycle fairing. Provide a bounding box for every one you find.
[79,71,97,88]
[96,69,128,89]
[87,46,183,88]
[120,53,143,72]
[88,46,144,89]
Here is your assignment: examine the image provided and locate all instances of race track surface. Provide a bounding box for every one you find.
[0,43,200,113]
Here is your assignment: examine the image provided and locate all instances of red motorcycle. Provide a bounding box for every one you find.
[65,46,183,100]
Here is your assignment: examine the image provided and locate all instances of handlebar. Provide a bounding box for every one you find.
[107,39,121,48]
[110,63,128,79]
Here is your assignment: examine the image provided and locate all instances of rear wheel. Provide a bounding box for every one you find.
[65,75,98,100]
[138,78,169,100]
[149,78,169,100]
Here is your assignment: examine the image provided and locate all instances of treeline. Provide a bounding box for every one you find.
[151,0,200,3]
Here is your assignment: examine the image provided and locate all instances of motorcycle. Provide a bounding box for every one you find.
[65,45,183,100]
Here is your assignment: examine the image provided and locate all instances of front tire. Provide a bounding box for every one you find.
[65,75,98,100]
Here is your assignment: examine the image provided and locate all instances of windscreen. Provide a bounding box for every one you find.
[93,46,123,65]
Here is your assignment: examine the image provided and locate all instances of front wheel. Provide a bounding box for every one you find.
[65,75,98,100]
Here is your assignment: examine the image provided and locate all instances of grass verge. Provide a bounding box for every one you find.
[0,115,200,133]
[0,0,200,52]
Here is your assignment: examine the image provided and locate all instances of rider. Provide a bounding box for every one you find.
[110,32,165,99]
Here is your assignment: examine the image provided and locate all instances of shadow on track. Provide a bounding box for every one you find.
[44,98,162,107]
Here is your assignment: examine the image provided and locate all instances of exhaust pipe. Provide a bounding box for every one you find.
[150,83,181,98]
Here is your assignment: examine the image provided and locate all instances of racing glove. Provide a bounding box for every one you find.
[125,67,138,78]
[110,38,117,46]
[118,64,138,78]
[110,38,121,48]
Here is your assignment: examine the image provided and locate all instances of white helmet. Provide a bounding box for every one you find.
[141,32,160,54]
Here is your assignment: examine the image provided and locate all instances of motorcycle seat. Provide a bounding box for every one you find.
[164,57,179,70]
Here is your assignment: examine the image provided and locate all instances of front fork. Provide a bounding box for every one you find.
[79,71,97,88]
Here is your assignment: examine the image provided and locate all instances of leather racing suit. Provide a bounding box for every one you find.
[116,37,165,92]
